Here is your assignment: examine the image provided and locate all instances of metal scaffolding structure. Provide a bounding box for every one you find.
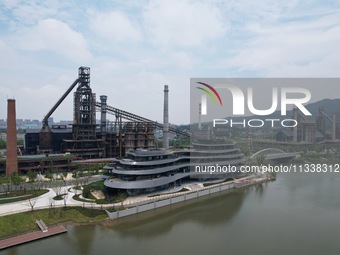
[102,121,156,158]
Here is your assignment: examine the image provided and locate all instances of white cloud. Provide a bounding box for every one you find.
[0,86,12,97]
[38,19,92,62]
[227,12,340,76]
[17,81,74,121]
[89,10,141,42]
[143,0,227,48]
[1,1,63,27]
[12,18,92,62]
[1,0,340,123]
[21,84,59,99]
[0,40,17,65]
[0,87,13,120]
[1,0,20,9]
[171,51,195,70]
[14,3,57,24]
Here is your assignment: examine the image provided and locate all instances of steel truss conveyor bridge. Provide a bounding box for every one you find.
[95,102,190,138]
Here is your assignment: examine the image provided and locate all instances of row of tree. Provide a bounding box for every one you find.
[0,162,106,193]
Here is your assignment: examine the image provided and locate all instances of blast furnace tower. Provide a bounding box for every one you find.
[63,67,105,158]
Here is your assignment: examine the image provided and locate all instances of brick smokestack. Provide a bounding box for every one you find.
[6,99,18,176]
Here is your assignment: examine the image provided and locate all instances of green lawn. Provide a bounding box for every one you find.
[85,180,105,190]
[0,207,108,239]
[0,189,49,204]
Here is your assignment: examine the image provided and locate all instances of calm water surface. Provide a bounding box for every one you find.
[4,171,340,255]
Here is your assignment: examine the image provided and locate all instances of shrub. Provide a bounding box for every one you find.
[82,186,91,198]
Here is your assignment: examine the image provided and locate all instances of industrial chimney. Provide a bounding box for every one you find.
[100,95,107,135]
[198,103,202,130]
[100,95,107,157]
[332,113,336,141]
[163,85,169,150]
[6,99,18,176]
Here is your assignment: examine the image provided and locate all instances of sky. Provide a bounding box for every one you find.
[0,0,340,125]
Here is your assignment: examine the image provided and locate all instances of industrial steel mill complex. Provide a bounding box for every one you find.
[1,67,189,175]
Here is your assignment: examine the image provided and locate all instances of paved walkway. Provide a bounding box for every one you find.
[122,181,219,206]
[121,174,268,206]
[0,186,84,217]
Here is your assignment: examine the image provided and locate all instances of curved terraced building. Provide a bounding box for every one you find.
[104,142,245,196]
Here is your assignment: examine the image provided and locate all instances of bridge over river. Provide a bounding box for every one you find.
[249,148,299,162]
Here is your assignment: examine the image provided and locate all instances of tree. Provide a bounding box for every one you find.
[72,171,81,192]
[64,154,72,172]
[26,197,38,211]
[62,188,68,208]
[45,172,53,181]
[48,197,55,217]
[26,171,37,182]
[0,140,6,149]
[11,172,24,187]
[38,160,45,174]
[0,175,10,195]
[116,191,127,209]
[77,164,86,176]
[62,172,68,180]
[51,181,63,196]
[82,186,91,199]
[255,154,267,172]
[48,197,55,209]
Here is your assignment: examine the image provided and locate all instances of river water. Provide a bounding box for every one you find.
[4,171,340,255]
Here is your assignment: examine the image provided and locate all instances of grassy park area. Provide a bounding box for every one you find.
[0,207,108,239]
[0,189,49,204]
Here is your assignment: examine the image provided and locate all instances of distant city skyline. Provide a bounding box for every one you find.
[0,117,72,130]
[1,1,340,124]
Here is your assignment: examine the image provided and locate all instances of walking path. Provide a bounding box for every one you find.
[0,186,84,217]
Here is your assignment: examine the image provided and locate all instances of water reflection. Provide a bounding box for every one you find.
[5,247,18,255]
[280,171,340,210]
[61,224,97,255]
[4,172,340,255]
[112,188,251,239]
